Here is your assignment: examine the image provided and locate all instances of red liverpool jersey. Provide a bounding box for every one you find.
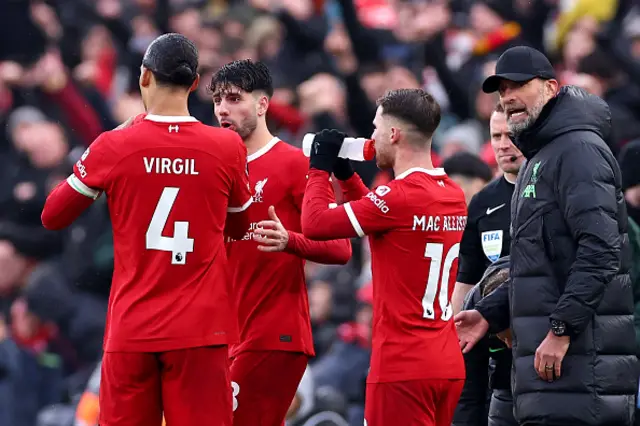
[226,137,351,358]
[302,167,467,383]
[68,114,252,352]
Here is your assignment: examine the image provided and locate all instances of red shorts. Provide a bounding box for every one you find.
[99,346,232,426]
[231,351,308,426]
[365,379,464,426]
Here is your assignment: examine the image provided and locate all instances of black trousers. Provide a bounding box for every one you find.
[488,389,517,426]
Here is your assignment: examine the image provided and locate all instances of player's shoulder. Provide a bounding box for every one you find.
[99,117,155,150]
[198,123,239,138]
[273,138,305,159]
[269,138,310,171]
[396,167,448,184]
[369,178,408,204]
[397,168,464,196]
[84,128,125,161]
[197,125,243,145]
[199,125,246,157]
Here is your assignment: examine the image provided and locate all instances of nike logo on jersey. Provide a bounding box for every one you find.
[489,347,506,353]
[486,204,505,215]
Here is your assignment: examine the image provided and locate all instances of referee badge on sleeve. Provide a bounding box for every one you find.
[481,230,503,263]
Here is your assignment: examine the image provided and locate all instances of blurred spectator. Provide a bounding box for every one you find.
[620,140,640,226]
[309,279,339,361]
[619,141,640,359]
[286,366,351,426]
[442,152,493,204]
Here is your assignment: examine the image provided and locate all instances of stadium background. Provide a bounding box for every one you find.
[1,0,640,425]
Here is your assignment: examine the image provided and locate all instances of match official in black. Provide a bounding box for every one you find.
[452,103,523,314]
[452,104,522,426]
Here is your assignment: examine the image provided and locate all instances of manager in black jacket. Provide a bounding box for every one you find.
[455,46,638,426]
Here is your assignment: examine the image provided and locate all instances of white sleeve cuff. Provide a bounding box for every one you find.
[228,197,252,213]
[67,175,100,199]
[343,202,365,237]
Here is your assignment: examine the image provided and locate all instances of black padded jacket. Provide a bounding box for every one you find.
[476,86,638,426]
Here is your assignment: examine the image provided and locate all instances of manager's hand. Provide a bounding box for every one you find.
[534,331,569,382]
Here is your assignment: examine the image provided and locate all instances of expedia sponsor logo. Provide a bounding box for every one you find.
[375,185,391,196]
[366,191,389,213]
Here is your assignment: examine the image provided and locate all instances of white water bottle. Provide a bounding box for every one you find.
[302,133,376,162]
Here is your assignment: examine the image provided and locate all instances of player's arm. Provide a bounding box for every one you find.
[302,169,403,240]
[302,129,403,240]
[475,280,511,333]
[41,178,98,230]
[286,154,352,264]
[42,133,111,230]
[254,205,352,263]
[452,195,486,315]
[224,137,253,241]
[338,173,370,202]
[256,152,352,264]
[333,158,370,202]
[285,231,351,264]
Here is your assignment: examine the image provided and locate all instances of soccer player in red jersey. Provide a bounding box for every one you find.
[41,34,251,426]
[301,89,467,426]
[209,59,352,426]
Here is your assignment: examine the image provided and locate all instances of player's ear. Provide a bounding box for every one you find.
[256,95,269,117]
[189,74,200,93]
[140,67,152,88]
[390,127,401,145]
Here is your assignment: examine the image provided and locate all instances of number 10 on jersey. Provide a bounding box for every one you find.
[422,242,460,321]
[146,187,194,265]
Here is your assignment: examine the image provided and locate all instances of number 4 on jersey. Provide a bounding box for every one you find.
[146,187,194,265]
[422,243,460,320]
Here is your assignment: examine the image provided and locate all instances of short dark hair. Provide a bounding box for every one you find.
[209,59,274,97]
[376,89,441,138]
[142,33,198,89]
[442,152,493,183]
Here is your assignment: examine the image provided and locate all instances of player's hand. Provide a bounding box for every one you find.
[454,310,489,354]
[333,158,354,181]
[534,331,569,382]
[309,129,346,174]
[254,206,289,252]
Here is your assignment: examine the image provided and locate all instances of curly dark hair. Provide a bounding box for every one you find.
[209,59,274,97]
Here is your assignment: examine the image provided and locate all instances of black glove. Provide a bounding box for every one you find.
[309,129,346,173]
[333,158,354,181]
